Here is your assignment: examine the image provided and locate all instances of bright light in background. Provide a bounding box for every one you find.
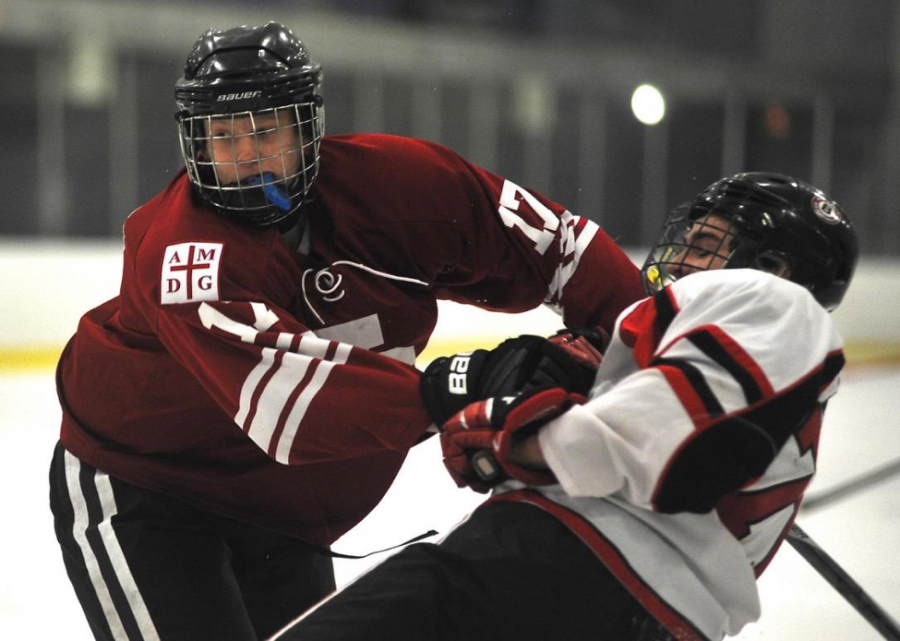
[631,84,666,125]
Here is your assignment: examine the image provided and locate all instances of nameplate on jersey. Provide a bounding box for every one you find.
[161,242,223,305]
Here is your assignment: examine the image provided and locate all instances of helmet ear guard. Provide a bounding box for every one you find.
[749,250,792,279]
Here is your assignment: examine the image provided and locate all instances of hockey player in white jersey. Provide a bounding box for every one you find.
[272,172,858,641]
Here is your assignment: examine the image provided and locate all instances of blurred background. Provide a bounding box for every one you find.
[1,1,899,639]
[2,0,900,250]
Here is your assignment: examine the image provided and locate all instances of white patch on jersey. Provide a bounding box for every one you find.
[315,313,417,363]
[160,242,223,304]
[315,314,384,349]
[380,346,417,364]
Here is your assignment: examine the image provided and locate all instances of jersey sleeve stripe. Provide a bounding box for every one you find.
[236,332,361,460]
[573,216,599,257]
[247,350,315,452]
[737,360,836,450]
[296,332,332,359]
[545,214,598,307]
[276,342,353,464]
[652,357,725,421]
[267,359,321,459]
[686,328,771,404]
[235,347,278,428]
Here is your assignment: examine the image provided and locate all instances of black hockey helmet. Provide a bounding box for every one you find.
[642,172,858,311]
[175,22,324,226]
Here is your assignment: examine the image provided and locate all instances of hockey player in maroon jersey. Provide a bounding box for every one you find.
[272,173,858,641]
[47,22,644,641]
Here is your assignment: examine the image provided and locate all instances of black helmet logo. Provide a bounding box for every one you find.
[812,195,842,225]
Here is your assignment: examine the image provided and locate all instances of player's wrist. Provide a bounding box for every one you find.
[504,434,548,470]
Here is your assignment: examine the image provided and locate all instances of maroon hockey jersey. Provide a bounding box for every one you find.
[57,133,643,545]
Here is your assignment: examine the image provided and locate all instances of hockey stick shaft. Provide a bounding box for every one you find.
[801,457,900,513]
[787,523,900,640]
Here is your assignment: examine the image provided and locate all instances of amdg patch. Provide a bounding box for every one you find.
[161,242,223,305]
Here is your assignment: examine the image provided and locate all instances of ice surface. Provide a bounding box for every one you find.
[1,365,897,640]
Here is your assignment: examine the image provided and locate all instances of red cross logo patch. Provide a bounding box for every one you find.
[161,242,223,304]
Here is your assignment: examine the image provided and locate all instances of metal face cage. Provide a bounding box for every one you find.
[177,100,324,226]
[641,206,743,296]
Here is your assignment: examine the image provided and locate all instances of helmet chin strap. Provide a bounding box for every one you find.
[246,172,292,211]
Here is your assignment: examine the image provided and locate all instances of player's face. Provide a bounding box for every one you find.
[204,111,303,185]
[666,214,736,279]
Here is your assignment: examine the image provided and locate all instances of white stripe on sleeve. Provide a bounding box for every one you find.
[547,214,599,305]
[235,347,278,429]
[247,352,315,452]
[276,342,353,463]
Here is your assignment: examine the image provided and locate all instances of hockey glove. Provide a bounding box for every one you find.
[548,325,608,372]
[440,386,586,492]
[420,335,597,426]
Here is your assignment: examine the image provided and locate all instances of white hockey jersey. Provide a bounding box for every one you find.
[494,269,845,640]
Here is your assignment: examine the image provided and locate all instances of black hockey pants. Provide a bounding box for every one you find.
[272,500,677,641]
[49,442,335,641]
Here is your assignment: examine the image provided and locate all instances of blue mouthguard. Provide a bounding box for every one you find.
[246,173,292,211]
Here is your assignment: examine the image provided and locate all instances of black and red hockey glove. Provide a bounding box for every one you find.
[420,334,598,427]
[439,386,586,493]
